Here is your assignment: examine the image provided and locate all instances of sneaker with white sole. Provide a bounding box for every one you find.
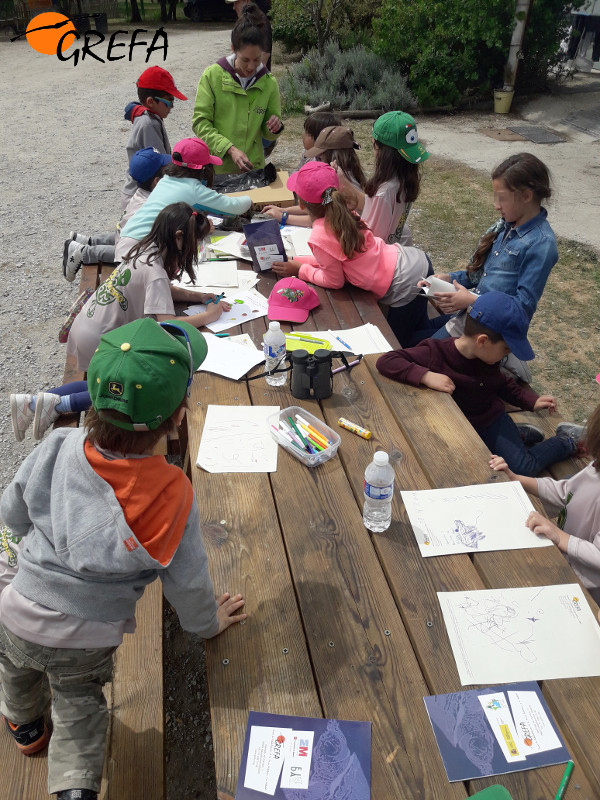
[70,231,90,245]
[63,241,85,283]
[556,422,586,451]
[33,393,61,440]
[10,394,35,442]
[517,423,545,447]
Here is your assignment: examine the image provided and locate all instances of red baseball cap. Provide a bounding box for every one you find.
[287,162,339,204]
[268,277,320,323]
[172,138,222,169]
[136,66,187,101]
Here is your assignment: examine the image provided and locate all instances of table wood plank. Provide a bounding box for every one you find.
[187,376,322,799]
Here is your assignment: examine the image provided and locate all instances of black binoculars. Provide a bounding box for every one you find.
[290,349,333,400]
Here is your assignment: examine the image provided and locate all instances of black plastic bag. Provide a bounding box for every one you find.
[213,162,277,193]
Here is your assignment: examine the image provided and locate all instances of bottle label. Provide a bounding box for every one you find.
[364,480,393,500]
[264,343,285,359]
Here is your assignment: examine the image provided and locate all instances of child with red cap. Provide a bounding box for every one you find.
[121,66,187,211]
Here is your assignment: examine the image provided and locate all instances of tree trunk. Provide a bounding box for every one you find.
[130,0,142,23]
[503,0,533,89]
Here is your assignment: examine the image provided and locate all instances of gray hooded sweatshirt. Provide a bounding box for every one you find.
[0,427,219,638]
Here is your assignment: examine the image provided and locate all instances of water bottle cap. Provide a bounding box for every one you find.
[373,451,389,466]
[268,321,281,331]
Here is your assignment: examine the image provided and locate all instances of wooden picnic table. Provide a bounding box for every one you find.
[184,265,600,800]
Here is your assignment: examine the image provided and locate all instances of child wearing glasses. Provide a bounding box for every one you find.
[10,203,230,442]
[1,318,246,800]
[121,66,187,211]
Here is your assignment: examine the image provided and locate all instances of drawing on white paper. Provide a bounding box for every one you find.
[452,519,486,549]
[196,405,279,473]
[456,590,544,664]
[401,482,552,557]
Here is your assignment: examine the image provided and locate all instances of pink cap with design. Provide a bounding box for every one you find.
[267,277,320,323]
[287,162,339,204]
[172,137,222,169]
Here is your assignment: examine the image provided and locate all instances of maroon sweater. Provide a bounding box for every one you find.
[376,338,539,431]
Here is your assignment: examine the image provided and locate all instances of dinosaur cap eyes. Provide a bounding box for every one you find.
[405,126,418,145]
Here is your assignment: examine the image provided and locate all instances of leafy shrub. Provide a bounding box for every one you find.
[372,0,574,108]
[279,42,416,114]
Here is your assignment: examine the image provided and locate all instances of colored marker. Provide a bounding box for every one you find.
[214,333,230,338]
[298,424,328,450]
[271,425,303,451]
[332,358,362,375]
[286,334,329,346]
[207,292,225,304]
[280,420,304,448]
[296,416,330,448]
[338,417,372,440]
[329,330,352,350]
[288,416,310,451]
[554,761,574,800]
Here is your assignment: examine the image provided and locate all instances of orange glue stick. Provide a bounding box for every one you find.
[337,417,371,440]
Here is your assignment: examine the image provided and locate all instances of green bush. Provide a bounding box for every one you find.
[279,42,416,114]
[271,0,378,53]
[372,0,574,108]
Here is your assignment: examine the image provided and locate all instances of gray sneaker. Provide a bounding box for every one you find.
[70,231,90,245]
[556,422,585,450]
[63,241,85,283]
[33,393,61,440]
[517,423,544,446]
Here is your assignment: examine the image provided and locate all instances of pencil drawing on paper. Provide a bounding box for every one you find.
[457,591,545,663]
[201,418,269,468]
[452,519,486,549]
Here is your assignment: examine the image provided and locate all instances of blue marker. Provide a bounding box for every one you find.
[207,292,225,305]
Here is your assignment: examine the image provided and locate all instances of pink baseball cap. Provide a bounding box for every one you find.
[268,277,320,323]
[286,162,339,204]
[172,137,222,169]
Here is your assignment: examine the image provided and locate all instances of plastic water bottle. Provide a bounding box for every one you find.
[363,451,394,532]
[263,321,287,386]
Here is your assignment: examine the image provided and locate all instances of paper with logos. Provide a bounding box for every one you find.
[438,584,600,685]
[196,405,278,473]
[198,333,264,381]
[424,681,570,782]
[293,323,392,356]
[183,288,268,333]
[235,711,371,799]
[400,481,551,557]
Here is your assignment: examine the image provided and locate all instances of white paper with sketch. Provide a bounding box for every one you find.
[171,261,239,291]
[198,333,264,381]
[400,482,551,557]
[419,276,458,296]
[186,271,259,298]
[197,405,279,473]
[184,288,268,333]
[438,584,600,685]
[293,324,393,355]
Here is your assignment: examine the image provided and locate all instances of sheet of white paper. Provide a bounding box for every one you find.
[420,276,458,295]
[294,324,393,356]
[507,689,563,755]
[289,227,312,257]
[280,730,314,790]
[198,333,264,380]
[243,726,292,795]
[188,271,259,298]
[477,692,526,762]
[183,288,268,333]
[280,224,309,237]
[438,584,600,685]
[229,333,259,349]
[400,482,551,557]
[197,405,279,473]
[171,261,239,290]
[209,232,252,261]
[207,214,224,228]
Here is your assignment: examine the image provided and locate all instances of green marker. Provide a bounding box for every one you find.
[554,761,574,800]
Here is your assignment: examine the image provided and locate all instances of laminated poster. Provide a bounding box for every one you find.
[235,711,371,799]
[424,681,570,782]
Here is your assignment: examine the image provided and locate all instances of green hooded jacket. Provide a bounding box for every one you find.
[192,57,283,175]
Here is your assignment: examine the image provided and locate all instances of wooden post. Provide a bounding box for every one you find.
[503,0,533,90]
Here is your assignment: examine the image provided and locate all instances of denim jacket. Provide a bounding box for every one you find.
[449,208,558,320]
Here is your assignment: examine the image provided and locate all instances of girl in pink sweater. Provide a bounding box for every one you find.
[271,161,430,346]
[490,397,600,604]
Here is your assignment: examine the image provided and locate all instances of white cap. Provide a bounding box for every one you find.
[268,321,281,331]
[374,451,389,466]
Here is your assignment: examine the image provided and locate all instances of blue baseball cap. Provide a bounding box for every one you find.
[129,147,172,184]
[467,292,535,361]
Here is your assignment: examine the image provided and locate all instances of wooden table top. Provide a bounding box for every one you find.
[183,266,600,800]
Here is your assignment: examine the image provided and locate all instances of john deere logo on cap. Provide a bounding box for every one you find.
[109,381,124,396]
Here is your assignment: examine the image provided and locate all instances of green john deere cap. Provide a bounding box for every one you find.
[87,318,207,431]
[372,111,430,164]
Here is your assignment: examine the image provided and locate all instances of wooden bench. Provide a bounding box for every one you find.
[1,263,164,800]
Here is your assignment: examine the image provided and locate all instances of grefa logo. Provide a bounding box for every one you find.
[12,12,168,66]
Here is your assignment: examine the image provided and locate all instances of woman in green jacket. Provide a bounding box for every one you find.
[192,4,283,174]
